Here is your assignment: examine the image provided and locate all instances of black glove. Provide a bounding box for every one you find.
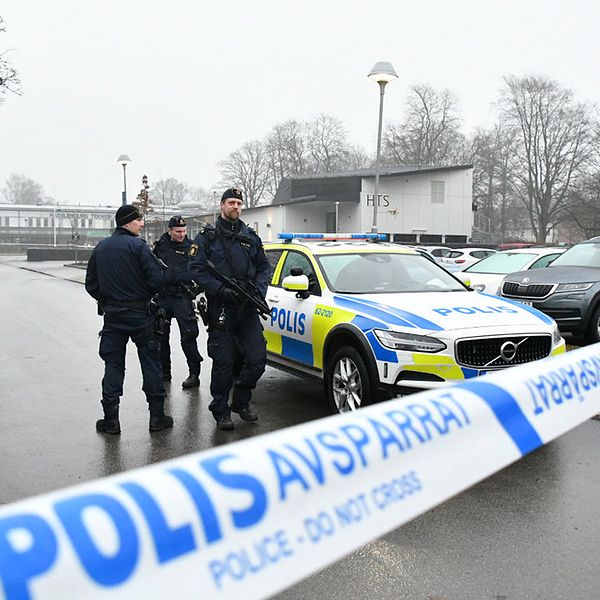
[219,286,240,305]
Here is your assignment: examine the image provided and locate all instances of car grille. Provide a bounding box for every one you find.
[456,335,552,368]
[502,282,554,298]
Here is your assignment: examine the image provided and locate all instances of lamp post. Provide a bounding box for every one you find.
[211,189,218,223]
[368,61,397,233]
[52,204,60,247]
[335,201,340,234]
[116,154,132,205]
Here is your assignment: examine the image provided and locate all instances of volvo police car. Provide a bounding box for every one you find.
[263,233,565,413]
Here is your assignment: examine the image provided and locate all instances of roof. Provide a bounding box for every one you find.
[273,164,473,205]
[285,164,473,180]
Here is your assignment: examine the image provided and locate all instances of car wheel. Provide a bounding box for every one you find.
[325,346,373,414]
[585,305,600,344]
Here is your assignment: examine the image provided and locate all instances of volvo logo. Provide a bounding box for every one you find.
[500,341,518,361]
[521,277,530,284]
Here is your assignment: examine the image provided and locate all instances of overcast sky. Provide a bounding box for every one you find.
[1,0,599,206]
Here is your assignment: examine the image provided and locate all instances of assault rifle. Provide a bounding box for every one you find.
[206,259,270,320]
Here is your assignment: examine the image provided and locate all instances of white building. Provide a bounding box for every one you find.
[236,165,474,244]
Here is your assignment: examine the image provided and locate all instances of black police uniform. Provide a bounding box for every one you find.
[85,212,174,433]
[153,230,202,385]
[190,216,271,425]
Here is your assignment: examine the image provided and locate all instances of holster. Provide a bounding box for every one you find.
[154,307,167,336]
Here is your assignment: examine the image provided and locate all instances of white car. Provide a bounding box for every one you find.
[439,247,498,270]
[456,247,566,295]
[416,246,453,260]
[263,233,565,413]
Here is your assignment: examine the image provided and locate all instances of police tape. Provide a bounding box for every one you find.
[2,345,600,600]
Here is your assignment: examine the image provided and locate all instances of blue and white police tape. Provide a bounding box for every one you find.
[2,344,600,600]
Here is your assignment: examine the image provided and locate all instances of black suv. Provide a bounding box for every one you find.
[499,237,600,342]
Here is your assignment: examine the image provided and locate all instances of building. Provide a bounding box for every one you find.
[209,165,474,244]
[0,202,202,251]
[0,164,474,251]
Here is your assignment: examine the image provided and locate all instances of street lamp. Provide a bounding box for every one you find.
[116,154,132,205]
[52,204,60,247]
[211,189,218,223]
[368,61,397,233]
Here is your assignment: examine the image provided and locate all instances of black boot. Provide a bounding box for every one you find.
[182,373,200,389]
[96,417,121,434]
[149,414,174,431]
[148,398,173,432]
[98,401,120,434]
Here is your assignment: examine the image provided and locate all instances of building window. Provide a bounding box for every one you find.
[431,181,445,204]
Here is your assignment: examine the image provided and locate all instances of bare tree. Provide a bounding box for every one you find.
[501,75,594,243]
[186,185,210,209]
[265,120,308,196]
[383,84,468,166]
[563,173,600,239]
[306,114,349,172]
[220,141,271,208]
[471,123,519,242]
[0,17,21,104]
[152,177,189,207]
[2,173,44,204]
[341,144,372,170]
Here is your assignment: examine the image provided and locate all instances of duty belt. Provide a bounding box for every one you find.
[105,300,149,311]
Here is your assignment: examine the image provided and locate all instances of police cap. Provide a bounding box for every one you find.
[115,204,143,226]
[221,188,243,203]
[168,215,186,228]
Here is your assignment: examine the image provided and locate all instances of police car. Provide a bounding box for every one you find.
[263,233,565,413]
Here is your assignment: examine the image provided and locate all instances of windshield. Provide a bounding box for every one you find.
[465,252,535,274]
[317,252,467,293]
[551,242,600,268]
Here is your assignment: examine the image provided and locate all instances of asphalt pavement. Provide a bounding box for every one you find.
[1,256,599,600]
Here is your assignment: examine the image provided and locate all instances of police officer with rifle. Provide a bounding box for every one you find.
[85,205,183,434]
[153,216,203,389]
[190,188,271,431]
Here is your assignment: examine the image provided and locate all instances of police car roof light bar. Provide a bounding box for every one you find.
[278,232,386,242]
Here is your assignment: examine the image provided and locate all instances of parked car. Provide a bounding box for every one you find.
[416,246,453,260]
[263,233,564,414]
[439,247,498,270]
[499,237,600,342]
[456,247,565,295]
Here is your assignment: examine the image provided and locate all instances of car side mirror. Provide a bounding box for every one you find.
[282,273,310,299]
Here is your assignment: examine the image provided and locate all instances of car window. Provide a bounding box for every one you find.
[317,252,466,294]
[279,250,321,295]
[465,252,535,274]
[265,249,284,284]
[471,250,491,259]
[447,250,463,258]
[551,242,600,268]
[431,248,451,257]
[529,253,561,269]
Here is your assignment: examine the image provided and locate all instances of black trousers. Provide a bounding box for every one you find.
[206,308,266,419]
[99,310,165,417]
[157,295,202,376]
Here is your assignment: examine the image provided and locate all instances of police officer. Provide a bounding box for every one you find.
[153,216,203,388]
[85,204,175,434]
[190,188,271,431]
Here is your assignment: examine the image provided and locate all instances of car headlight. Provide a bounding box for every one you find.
[374,329,447,353]
[556,282,593,292]
[473,284,486,292]
[552,323,562,345]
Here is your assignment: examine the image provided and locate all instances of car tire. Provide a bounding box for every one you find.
[325,346,373,414]
[585,305,600,344]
